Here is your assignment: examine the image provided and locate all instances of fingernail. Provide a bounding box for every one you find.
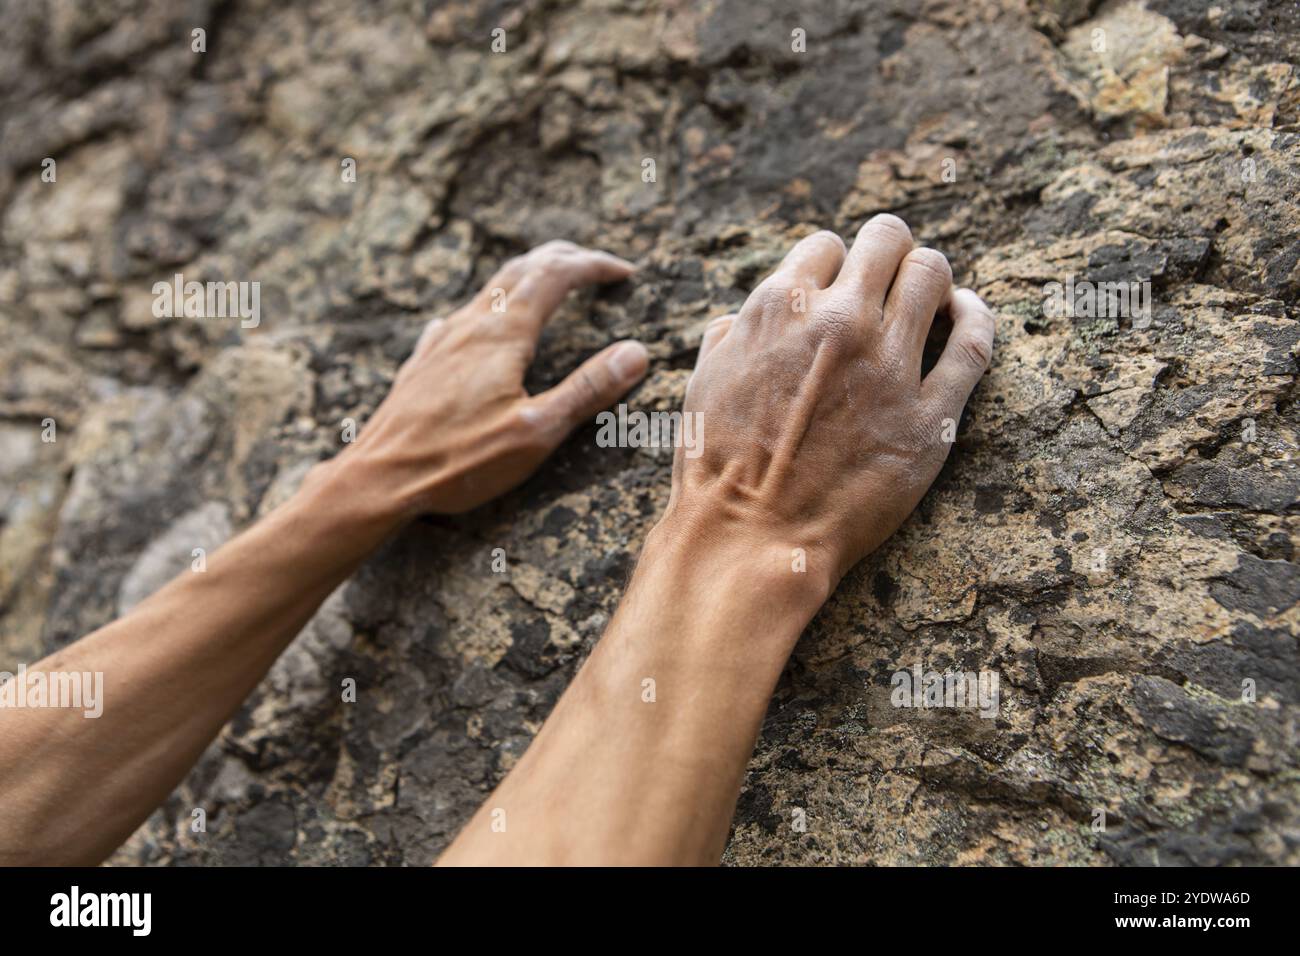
[609,340,649,381]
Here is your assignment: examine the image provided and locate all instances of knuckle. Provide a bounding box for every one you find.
[704,314,736,343]
[916,407,955,459]
[535,239,578,255]
[877,346,910,382]
[862,213,912,246]
[414,316,444,346]
[499,283,535,314]
[510,403,555,447]
[749,281,797,319]
[489,256,526,284]
[527,255,563,274]
[815,305,857,346]
[957,332,993,370]
[958,288,997,323]
[819,287,866,325]
[905,247,952,283]
[805,229,846,253]
[525,244,573,270]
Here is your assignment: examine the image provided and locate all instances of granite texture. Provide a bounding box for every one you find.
[0,0,1296,865]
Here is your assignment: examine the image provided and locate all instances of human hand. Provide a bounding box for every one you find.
[339,241,649,517]
[660,214,996,597]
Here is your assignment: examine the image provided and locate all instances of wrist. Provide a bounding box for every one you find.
[288,452,409,554]
[644,503,837,619]
[561,503,831,806]
[625,506,834,665]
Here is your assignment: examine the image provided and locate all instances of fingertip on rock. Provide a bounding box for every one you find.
[608,339,650,382]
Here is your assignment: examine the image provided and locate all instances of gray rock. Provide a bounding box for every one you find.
[0,0,1296,866]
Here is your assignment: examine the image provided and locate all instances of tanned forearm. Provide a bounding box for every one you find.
[0,242,647,865]
[0,458,396,865]
[439,215,995,865]
[1,219,993,867]
[437,515,830,865]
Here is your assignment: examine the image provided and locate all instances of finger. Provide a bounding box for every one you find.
[393,317,447,385]
[476,240,587,300]
[500,247,636,338]
[882,247,952,373]
[921,287,995,420]
[771,230,846,291]
[834,214,915,313]
[414,316,447,356]
[481,254,532,298]
[697,313,737,367]
[531,339,650,437]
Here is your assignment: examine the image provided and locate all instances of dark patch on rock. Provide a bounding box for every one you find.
[1133,676,1257,767]
[1,0,1295,868]
[1209,554,1300,618]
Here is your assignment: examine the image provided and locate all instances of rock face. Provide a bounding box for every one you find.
[1,0,1296,865]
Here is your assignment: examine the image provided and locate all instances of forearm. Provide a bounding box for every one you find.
[437,514,829,865]
[0,242,648,867]
[0,456,397,865]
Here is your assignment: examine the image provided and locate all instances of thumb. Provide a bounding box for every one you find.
[535,339,649,436]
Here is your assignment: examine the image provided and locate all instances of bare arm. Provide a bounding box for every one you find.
[0,242,649,866]
[437,215,997,865]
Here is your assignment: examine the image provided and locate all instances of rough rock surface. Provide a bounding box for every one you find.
[1,0,1296,865]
